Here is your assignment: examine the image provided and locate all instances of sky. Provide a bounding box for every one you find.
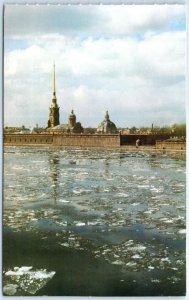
[4,4,186,128]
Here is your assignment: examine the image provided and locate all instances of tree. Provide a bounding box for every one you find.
[84,127,96,134]
[130,126,137,134]
[171,124,186,138]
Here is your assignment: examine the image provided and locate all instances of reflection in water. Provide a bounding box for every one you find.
[49,155,60,204]
[3,147,186,296]
[104,158,110,176]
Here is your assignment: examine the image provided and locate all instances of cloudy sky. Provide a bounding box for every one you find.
[4,4,185,128]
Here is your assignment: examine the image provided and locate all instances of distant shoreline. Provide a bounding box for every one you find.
[4,144,186,153]
[4,133,186,151]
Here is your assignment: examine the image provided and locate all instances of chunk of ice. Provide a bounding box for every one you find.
[87,221,98,226]
[6,266,33,276]
[161,257,170,262]
[129,245,146,251]
[58,199,70,203]
[112,260,124,265]
[126,262,137,267]
[117,193,129,197]
[132,254,142,259]
[151,279,161,283]
[75,222,85,227]
[60,242,69,247]
[4,267,55,295]
[3,284,18,295]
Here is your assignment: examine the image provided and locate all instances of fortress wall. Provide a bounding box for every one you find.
[156,140,186,150]
[120,134,170,145]
[53,134,120,147]
[5,134,185,149]
[4,134,53,145]
[4,133,120,147]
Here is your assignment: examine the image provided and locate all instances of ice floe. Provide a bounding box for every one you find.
[5,266,33,276]
[4,266,55,295]
[3,284,19,295]
[151,279,161,283]
[132,254,142,259]
[58,199,70,203]
[112,260,124,265]
[4,148,186,293]
[126,262,137,267]
[75,222,86,226]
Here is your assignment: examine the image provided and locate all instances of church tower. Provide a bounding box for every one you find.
[48,64,60,128]
[68,109,76,128]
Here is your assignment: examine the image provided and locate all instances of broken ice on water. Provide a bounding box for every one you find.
[4,266,55,295]
[4,147,186,293]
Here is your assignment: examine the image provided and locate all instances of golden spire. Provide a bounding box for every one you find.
[52,63,57,102]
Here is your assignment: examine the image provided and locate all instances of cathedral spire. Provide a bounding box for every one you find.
[52,63,57,102]
[48,64,60,128]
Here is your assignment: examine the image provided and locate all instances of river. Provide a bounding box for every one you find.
[3,146,186,296]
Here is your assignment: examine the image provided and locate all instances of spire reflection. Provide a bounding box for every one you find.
[49,154,60,204]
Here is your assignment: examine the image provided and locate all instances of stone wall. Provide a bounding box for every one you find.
[5,134,184,149]
[53,134,120,147]
[4,134,53,145]
[4,133,120,147]
[156,140,186,150]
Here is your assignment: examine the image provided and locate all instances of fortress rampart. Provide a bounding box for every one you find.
[4,133,120,147]
[53,134,120,147]
[4,134,54,145]
[156,140,186,150]
[4,133,185,150]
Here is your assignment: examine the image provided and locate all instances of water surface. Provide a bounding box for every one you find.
[3,146,186,296]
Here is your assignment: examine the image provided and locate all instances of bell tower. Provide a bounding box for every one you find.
[68,109,76,128]
[48,64,60,128]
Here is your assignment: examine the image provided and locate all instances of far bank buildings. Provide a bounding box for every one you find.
[47,65,118,134]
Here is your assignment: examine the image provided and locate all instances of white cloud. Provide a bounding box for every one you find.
[104,5,185,35]
[4,5,186,128]
[4,4,185,37]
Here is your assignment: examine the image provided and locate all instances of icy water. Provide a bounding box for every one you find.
[3,146,186,296]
